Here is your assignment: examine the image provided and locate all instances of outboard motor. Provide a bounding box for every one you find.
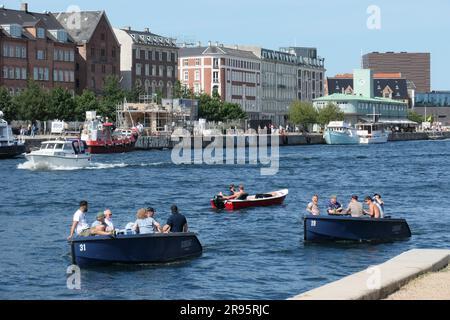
[213,195,226,209]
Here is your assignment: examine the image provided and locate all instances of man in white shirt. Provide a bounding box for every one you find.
[68,201,90,239]
[104,209,114,232]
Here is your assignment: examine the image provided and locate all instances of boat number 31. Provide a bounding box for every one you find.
[311,221,317,227]
[79,244,87,252]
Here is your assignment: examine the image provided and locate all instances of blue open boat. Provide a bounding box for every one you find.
[304,215,411,242]
[69,233,203,267]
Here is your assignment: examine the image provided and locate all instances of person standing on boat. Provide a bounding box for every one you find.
[306,195,320,216]
[104,209,114,232]
[345,195,364,218]
[68,201,90,239]
[327,195,343,215]
[373,194,385,218]
[163,205,188,233]
[364,197,381,219]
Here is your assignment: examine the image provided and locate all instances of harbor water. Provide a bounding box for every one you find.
[0,140,449,299]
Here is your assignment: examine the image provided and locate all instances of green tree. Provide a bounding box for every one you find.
[317,102,344,126]
[99,75,125,120]
[220,102,247,121]
[74,90,100,121]
[288,100,318,130]
[47,87,76,121]
[173,80,195,99]
[407,110,424,123]
[13,80,49,120]
[0,87,15,121]
[197,93,247,121]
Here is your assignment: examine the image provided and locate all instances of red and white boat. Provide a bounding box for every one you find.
[81,111,137,154]
[211,189,289,210]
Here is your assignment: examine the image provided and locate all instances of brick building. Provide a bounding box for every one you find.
[362,52,431,93]
[0,3,76,95]
[53,11,120,95]
[114,27,178,98]
[178,44,262,120]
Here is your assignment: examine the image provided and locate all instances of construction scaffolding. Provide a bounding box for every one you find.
[116,96,198,135]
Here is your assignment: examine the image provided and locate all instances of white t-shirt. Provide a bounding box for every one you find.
[105,218,114,231]
[73,210,89,235]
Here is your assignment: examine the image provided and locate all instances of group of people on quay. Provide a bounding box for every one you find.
[306,194,385,219]
[67,201,188,239]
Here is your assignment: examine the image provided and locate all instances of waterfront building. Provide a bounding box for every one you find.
[279,47,326,102]
[327,72,410,105]
[230,45,325,125]
[362,52,431,93]
[53,10,120,95]
[414,91,450,125]
[114,27,178,98]
[0,3,76,95]
[314,69,411,126]
[178,43,262,120]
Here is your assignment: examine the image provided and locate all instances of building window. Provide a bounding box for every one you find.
[91,47,95,57]
[162,52,167,61]
[213,58,219,69]
[101,33,106,41]
[213,71,219,83]
[36,50,46,60]
[3,66,8,79]
[159,65,164,77]
[167,66,173,78]
[91,64,95,73]
[195,70,200,81]
[145,64,150,76]
[101,49,106,57]
[102,65,106,74]
[183,59,188,67]
[171,52,176,62]
[183,71,189,81]
[136,63,142,76]
[152,65,156,76]
[37,28,46,39]
[112,48,116,58]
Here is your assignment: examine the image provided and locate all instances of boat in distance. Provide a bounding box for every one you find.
[303,215,411,243]
[323,121,359,145]
[69,232,203,267]
[211,189,289,210]
[0,111,26,159]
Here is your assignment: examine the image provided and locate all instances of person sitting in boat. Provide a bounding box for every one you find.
[68,201,90,239]
[104,209,114,232]
[364,196,381,219]
[345,195,364,218]
[373,194,385,218]
[327,195,343,215]
[90,212,115,236]
[233,185,249,201]
[219,184,237,200]
[146,207,162,233]
[163,205,188,233]
[133,208,161,234]
[306,195,320,216]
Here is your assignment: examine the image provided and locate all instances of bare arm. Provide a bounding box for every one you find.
[68,221,78,240]
[162,225,171,233]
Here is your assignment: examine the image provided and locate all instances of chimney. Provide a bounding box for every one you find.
[21,2,28,12]
[123,26,131,31]
[197,41,201,47]
[208,41,211,47]
[144,28,150,33]
[215,41,219,47]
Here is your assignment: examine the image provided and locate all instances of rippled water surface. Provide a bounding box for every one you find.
[0,140,449,299]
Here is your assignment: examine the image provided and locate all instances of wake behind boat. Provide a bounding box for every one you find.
[25,139,91,169]
[211,189,288,210]
[70,232,203,267]
[304,214,411,242]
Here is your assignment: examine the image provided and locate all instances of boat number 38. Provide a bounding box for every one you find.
[79,244,87,252]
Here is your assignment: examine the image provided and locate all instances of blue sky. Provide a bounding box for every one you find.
[3,0,449,90]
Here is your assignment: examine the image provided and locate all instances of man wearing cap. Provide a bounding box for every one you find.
[327,195,343,215]
[90,212,115,236]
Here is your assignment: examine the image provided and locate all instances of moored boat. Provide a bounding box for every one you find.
[323,121,359,145]
[81,111,137,154]
[304,215,411,242]
[24,139,91,168]
[69,232,203,267]
[211,189,288,210]
[0,111,26,159]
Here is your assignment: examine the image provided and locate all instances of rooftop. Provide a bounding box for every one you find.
[53,11,105,43]
[179,45,259,60]
[314,93,407,105]
[120,27,177,47]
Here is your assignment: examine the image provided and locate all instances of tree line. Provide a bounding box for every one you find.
[0,78,248,123]
[288,101,344,130]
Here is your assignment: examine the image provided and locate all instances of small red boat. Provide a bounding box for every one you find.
[211,189,288,210]
[81,112,137,154]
